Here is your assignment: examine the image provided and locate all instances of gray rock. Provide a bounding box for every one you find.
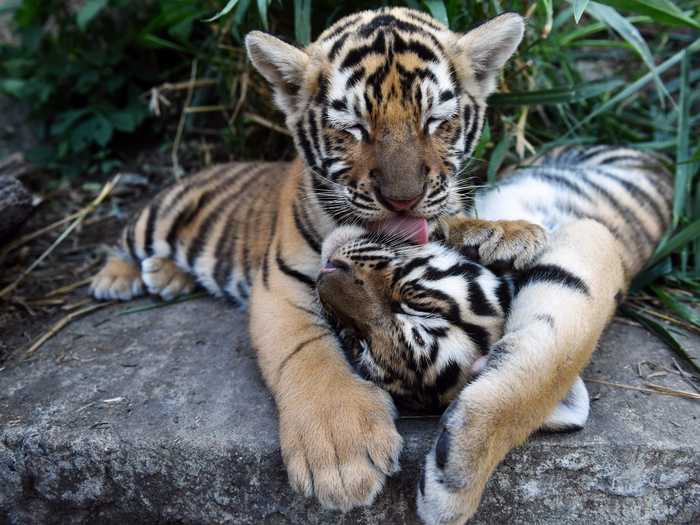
[1,298,698,524]
[0,175,32,241]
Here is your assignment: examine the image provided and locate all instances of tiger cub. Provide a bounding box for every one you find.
[317,224,591,431]
[91,7,543,515]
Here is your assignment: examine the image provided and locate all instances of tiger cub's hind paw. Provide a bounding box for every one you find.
[91,257,144,301]
[141,256,195,300]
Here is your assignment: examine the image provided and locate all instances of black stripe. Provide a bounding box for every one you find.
[463,98,481,155]
[125,220,137,259]
[211,171,267,292]
[321,15,361,42]
[329,32,350,61]
[185,168,260,270]
[163,169,244,255]
[592,166,670,229]
[495,279,513,315]
[261,208,278,289]
[467,281,498,317]
[517,264,590,295]
[276,244,315,289]
[435,361,461,394]
[307,109,322,159]
[340,32,387,70]
[277,333,333,379]
[295,120,317,168]
[293,202,322,253]
[142,204,158,257]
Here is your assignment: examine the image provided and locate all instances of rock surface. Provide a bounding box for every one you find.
[1,297,699,524]
[0,175,33,242]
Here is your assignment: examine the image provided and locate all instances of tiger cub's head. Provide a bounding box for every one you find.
[317,226,511,410]
[245,8,524,225]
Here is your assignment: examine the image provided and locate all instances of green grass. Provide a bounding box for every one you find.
[2,0,699,369]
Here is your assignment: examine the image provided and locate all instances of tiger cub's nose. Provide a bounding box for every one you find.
[383,194,422,211]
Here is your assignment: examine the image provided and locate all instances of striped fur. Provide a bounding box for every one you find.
[89,7,552,518]
[416,146,673,525]
[318,229,509,412]
[317,146,671,420]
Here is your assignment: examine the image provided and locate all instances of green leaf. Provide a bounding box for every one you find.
[50,109,90,136]
[70,115,113,152]
[77,0,108,30]
[673,50,691,228]
[595,0,700,30]
[648,218,700,267]
[585,2,667,103]
[424,1,449,27]
[108,111,138,132]
[651,286,700,327]
[0,79,26,97]
[573,0,590,22]
[205,0,240,22]
[489,78,624,106]
[256,0,269,30]
[294,0,311,46]
[139,34,190,52]
[487,133,511,185]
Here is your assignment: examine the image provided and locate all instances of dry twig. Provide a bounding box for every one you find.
[24,301,114,356]
[584,377,700,401]
[242,112,291,136]
[172,59,199,179]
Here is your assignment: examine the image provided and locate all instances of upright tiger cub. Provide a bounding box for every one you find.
[91,6,545,518]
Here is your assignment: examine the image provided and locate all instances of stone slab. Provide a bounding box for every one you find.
[1,298,698,524]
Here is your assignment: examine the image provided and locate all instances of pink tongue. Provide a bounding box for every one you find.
[369,216,429,245]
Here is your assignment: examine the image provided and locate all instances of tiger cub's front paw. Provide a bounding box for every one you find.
[416,399,489,525]
[279,376,402,511]
[445,218,547,269]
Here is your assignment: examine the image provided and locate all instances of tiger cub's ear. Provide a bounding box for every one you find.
[456,12,525,97]
[245,31,310,114]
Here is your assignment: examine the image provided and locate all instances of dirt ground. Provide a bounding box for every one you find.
[0,143,216,366]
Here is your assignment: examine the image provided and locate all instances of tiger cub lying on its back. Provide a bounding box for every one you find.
[317,224,590,430]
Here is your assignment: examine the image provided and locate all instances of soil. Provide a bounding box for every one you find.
[0,143,218,366]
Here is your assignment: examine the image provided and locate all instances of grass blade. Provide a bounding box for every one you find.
[294,0,311,45]
[673,50,691,228]
[487,133,511,184]
[424,1,449,27]
[648,218,700,267]
[205,0,240,22]
[651,285,700,326]
[489,78,623,106]
[256,0,269,30]
[573,0,591,22]
[596,0,700,30]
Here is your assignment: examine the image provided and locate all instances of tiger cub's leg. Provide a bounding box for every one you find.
[442,214,547,269]
[90,256,144,301]
[417,219,626,525]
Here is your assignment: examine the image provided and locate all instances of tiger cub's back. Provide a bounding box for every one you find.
[474,146,673,276]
